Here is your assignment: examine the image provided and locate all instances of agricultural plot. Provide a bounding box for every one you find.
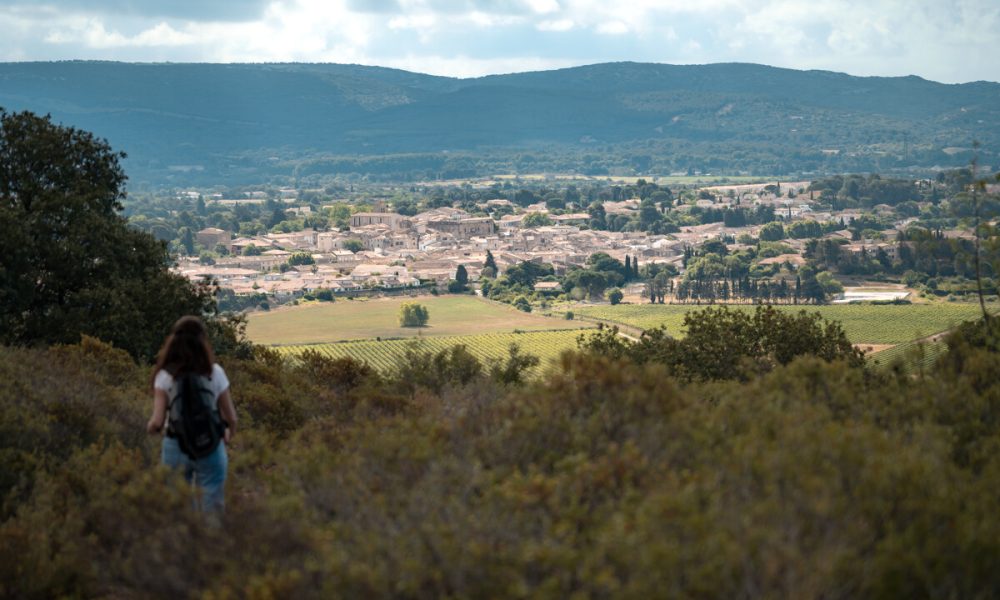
[275,329,591,375]
[867,339,948,373]
[247,295,581,345]
[574,303,986,345]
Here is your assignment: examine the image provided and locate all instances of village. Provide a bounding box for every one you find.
[174,180,965,305]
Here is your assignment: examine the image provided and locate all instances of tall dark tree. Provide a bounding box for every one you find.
[179,227,195,255]
[0,110,214,360]
[484,250,497,273]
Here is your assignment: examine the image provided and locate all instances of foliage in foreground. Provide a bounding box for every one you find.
[0,110,223,361]
[579,305,865,381]
[2,315,1000,598]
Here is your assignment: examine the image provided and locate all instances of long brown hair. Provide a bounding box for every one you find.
[152,316,216,386]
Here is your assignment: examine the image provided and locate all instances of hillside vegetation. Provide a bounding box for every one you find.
[575,302,986,344]
[3,313,1000,597]
[1,61,997,184]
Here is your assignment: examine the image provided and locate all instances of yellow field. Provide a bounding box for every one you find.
[246,295,586,345]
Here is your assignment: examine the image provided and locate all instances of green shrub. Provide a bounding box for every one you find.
[3,314,1000,598]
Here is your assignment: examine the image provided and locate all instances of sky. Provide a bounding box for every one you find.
[0,0,997,83]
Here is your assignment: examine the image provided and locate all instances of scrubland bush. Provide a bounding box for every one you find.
[3,314,1000,598]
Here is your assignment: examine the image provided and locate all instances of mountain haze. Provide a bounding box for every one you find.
[1,61,997,185]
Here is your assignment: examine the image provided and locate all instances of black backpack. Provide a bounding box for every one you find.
[168,372,225,459]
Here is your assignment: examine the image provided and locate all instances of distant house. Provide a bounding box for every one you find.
[350,212,410,230]
[757,254,806,267]
[533,281,563,294]
[196,227,231,251]
[425,217,495,238]
[551,213,590,226]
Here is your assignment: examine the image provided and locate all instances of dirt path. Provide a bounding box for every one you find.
[856,344,895,354]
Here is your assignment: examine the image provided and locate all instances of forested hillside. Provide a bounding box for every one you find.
[1,61,997,185]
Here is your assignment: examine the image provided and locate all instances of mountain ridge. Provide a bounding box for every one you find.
[1,60,997,185]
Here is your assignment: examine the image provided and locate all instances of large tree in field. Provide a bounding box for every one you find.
[398,302,429,327]
[0,110,214,360]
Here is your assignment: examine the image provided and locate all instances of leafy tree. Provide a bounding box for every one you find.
[488,343,540,386]
[455,264,469,286]
[759,221,786,241]
[504,261,553,288]
[512,189,539,207]
[639,199,661,231]
[267,206,288,228]
[522,212,553,227]
[544,194,566,211]
[787,220,823,239]
[243,244,262,256]
[587,252,626,285]
[565,269,610,301]
[798,265,828,304]
[587,201,608,230]
[607,288,624,305]
[394,343,481,395]
[398,302,429,327]
[393,198,418,216]
[288,252,315,266]
[816,271,844,296]
[580,305,864,381]
[0,110,213,360]
[343,239,365,253]
[512,296,532,312]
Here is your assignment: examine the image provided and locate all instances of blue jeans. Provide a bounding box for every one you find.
[161,436,228,513]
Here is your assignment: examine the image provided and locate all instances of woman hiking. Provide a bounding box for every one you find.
[146,316,237,513]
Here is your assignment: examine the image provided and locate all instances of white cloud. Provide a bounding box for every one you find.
[526,0,560,15]
[536,18,573,31]
[382,53,581,77]
[44,20,197,47]
[388,13,437,30]
[0,0,998,82]
[596,20,628,35]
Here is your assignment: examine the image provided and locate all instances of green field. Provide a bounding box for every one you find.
[573,303,985,345]
[867,339,948,372]
[247,296,584,345]
[275,329,590,374]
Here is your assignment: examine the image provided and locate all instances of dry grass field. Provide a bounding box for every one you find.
[246,295,584,345]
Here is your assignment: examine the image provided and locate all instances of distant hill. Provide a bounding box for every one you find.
[1,61,997,186]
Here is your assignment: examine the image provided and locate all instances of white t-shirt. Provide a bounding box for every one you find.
[154,364,230,409]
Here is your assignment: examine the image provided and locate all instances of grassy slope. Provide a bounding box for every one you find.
[573,303,986,345]
[246,295,583,345]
